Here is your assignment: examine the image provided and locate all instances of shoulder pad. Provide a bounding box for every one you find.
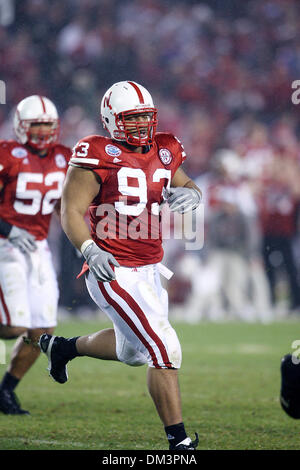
[70,135,108,169]
[154,132,176,147]
[0,140,29,160]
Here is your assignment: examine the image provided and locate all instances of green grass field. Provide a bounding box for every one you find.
[0,319,300,450]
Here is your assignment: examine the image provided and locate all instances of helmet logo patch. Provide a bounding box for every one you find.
[11,147,28,158]
[105,144,122,157]
[159,148,172,165]
[103,91,112,110]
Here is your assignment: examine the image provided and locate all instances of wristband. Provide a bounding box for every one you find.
[80,239,94,254]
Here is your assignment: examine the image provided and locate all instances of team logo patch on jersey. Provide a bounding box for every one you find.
[105,144,122,157]
[55,153,67,168]
[159,148,172,165]
[11,147,28,158]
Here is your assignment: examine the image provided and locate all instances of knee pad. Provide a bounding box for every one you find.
[117,349,148,367]
[115,334,148,367]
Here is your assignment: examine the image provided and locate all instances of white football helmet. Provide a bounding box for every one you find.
[100,81,157,146]
[14,95,59,150]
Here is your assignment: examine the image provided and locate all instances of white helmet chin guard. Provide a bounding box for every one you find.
[100,81,157,146]
[13,95,59,150]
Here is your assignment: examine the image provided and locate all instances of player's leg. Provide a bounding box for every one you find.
[39,266,198,448]
[0,240,31,339]
[0,327,55,415]
[86,266,198,449]
[0,241,60,414]
[75,328,117,360]
[0,241,33,414]
[0,325,27,339]
[8,327,55,380]
[77,318,194,447]
[147,367,182,425]
[145,278,198,449]
[38,268,120,383]
[39,327,119,384]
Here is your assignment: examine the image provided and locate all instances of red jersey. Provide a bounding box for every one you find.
[258,179,299,237]
[70,133,186,266]
[0,140,71,240]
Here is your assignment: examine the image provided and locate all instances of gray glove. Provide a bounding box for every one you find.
[8,226,37,254]
[82,241,120,282]
[167,187,201,214]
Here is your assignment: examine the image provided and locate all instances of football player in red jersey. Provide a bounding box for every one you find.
[39,81,201,449]
[0,95,71,414]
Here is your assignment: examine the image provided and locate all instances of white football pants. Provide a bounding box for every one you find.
[85,264,182,369]
[0,238,59,328]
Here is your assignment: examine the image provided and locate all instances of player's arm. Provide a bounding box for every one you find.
[61,166,100,250]
[61,166,119,282]
[166,167,202,214]
[171,166,200,191]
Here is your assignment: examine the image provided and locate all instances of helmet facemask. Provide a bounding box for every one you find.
[23,120,59,151]
[114,108,157,146]
[101,81,158,147]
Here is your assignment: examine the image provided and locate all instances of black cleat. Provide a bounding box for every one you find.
[0,389,30,415]
[280,354,300,419]
[169,433,199,450]
[39,334,69,384]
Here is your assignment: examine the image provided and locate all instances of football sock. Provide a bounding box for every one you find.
[165,422,188,447]
[0,372,19,392]
[63,336,82,360]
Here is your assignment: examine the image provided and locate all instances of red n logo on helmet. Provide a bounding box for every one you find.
[104,91,112,110]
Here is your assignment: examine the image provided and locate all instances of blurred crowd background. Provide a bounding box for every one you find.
[1,0,300,322]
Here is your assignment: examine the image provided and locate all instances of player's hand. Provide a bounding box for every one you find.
[167,187,201,214]
[82,241,120,282]
[8,226,37,254]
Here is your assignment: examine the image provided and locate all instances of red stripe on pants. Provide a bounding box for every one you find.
[99,280,172,369]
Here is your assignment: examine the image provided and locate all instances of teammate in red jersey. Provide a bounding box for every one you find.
[0,95,71,414]
[39,81,201,449]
